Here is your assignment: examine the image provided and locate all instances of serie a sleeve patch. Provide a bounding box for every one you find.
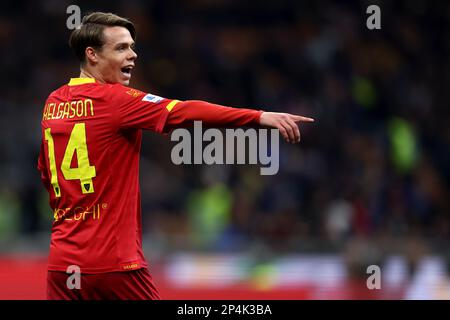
[142,93,164,103]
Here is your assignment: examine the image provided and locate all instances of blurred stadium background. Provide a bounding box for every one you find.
[1,0,450,299]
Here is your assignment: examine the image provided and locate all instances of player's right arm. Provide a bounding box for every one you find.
[164,100,314,143]
[111,84,313,143]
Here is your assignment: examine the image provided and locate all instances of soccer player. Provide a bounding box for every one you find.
[37,12,314,300]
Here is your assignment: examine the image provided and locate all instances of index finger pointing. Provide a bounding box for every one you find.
[291,115,315,122]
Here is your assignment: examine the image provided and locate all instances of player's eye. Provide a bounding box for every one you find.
[116,45,128,51]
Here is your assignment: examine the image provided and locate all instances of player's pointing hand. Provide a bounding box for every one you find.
[259,112,314,143]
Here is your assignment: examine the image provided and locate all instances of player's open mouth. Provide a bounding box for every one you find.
[121,66,133,78]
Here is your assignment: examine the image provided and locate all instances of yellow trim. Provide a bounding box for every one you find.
[68,78,96,86]
[166,100,180,112]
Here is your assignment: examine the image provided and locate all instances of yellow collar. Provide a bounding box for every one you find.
[68,78,96,86]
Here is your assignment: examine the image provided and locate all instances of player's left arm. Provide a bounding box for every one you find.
[37,141,51,191]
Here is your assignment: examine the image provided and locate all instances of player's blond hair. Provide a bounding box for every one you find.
[69,12,136,65]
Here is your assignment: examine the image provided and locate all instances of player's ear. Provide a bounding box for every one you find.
[85,47,99,64]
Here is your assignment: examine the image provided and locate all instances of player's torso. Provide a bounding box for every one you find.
[42,83,117,217]
[41,81,145,272]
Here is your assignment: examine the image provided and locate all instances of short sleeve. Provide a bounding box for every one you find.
[111,84,180,133]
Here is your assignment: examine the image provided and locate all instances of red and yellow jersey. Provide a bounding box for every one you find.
[38,77,262,274]
[38,78,179,273]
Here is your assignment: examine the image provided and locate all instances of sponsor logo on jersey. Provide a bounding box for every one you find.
[126,89,142,97]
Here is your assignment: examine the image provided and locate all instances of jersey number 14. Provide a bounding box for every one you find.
[44,123,96,197]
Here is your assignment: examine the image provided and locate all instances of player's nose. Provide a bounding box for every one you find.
[129,48,138,60]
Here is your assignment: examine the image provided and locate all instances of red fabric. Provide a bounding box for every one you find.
[38,79,262,274]
[164,100,263,132]
[47,268,160,300]
[39,81,172,273]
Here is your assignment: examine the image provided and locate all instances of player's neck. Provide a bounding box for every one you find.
[79,68,105,84]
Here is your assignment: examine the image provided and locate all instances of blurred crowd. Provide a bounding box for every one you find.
[0,0,449,259]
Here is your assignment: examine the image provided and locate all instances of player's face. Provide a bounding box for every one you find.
[95,26,137,85]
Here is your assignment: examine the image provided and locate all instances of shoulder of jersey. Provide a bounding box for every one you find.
[49,80,98,93]
[110,83,148,99]
[110,84,166,104]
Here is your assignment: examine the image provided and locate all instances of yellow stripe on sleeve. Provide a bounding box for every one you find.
[166,100,180,112]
